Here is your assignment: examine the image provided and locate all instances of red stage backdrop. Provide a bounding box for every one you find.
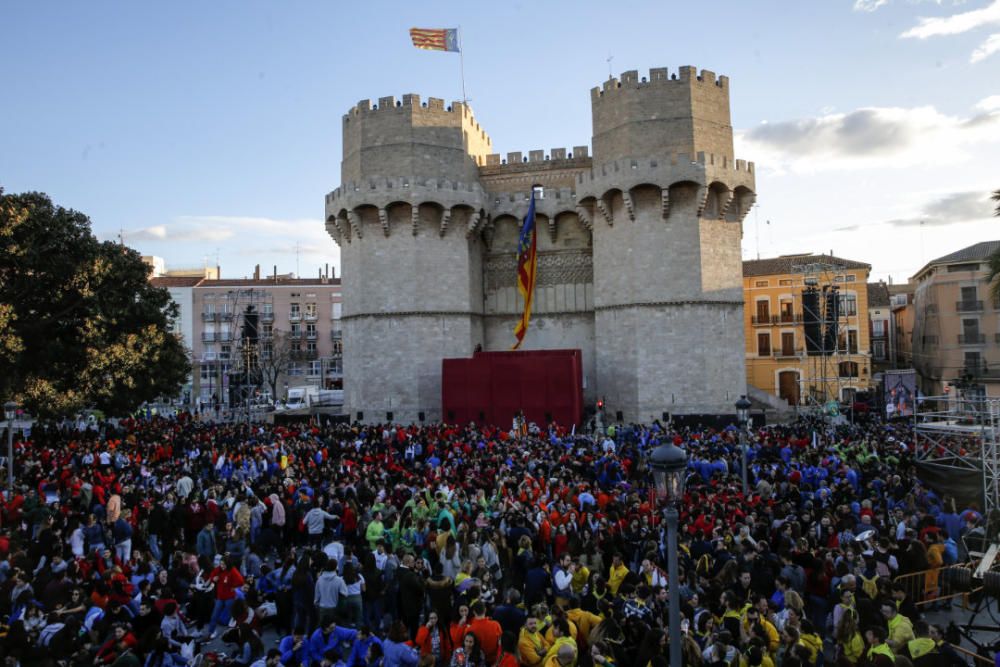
[442,349,583,428]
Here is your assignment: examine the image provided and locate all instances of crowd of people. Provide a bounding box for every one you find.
[0,410,989,667]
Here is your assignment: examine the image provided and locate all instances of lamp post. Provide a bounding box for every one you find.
[735,395,751,497]
[650,440,689,667]
[4,401,17,491]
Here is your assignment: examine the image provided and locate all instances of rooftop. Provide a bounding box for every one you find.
[743,253,871,278]
[150,276,205,288]
[912,240,1000,279]
[194,277,341,288]
[867,282,890,308]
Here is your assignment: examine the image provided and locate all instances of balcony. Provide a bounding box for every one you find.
[201,312,217,321]
[995,333,1000,344]
[778,313,802,324]
[289,313,302,322]
[304,313,318,322]
[260,312,274,323]
[218,332,233,343]
[959,334,986,345]
[289,331,303,340]
[218,310,234,321]
[751,315,773,326]
[291,350,319,361]
[331,329,342,341]
[956,300,984,312]
[773,348,804,359]
[306,331,318,341]
[201,332,218,343]
[962,363,1000,379]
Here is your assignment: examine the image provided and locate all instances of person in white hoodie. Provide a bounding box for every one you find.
[314,559,344,628]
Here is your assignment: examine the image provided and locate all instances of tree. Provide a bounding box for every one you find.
[0,189,190,417]
[258,329,294,400]
[989,189,1000,303]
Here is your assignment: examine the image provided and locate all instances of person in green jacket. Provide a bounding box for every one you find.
[366,511,385,550]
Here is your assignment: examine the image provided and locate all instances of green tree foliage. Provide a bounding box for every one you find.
[0,189,189,417]
[989,189,1000,303]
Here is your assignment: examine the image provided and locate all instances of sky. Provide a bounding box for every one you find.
[2,1,999,284]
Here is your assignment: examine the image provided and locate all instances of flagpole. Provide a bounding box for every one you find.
[458,25,467,104]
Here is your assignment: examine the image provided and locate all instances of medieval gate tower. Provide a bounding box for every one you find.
[325,66,756,424]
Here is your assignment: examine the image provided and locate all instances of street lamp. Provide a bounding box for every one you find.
[735,395,752,497]
[650,440,689,667]
[4,400,17,491]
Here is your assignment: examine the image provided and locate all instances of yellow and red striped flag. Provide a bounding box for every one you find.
[409,27,460,52]
[512,191,538,349]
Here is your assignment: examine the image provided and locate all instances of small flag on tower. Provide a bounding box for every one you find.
[512,191,538,350]
[409,27,460,52]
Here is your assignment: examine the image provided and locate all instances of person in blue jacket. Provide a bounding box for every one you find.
[278,627,312,666]
[381,621,420,667]
[309,618,357,664]
[346,626,382,667]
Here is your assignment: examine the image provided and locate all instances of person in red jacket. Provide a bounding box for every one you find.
[466,601,502,664]
[204,554,245,639]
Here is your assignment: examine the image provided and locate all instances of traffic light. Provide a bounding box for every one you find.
[597,398,604,411]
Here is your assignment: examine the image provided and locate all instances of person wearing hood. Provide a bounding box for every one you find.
[314,560,344,628]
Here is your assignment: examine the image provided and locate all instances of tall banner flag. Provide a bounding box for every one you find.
[409,27,460,52]
[512,192,538,349]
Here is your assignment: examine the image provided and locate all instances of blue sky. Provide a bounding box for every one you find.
[2,1,998,283]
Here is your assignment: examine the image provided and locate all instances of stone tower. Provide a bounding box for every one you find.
[581,66,755,420]
[325,66,756,424]
[325,96,493,421]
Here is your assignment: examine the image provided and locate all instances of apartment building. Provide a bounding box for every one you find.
[889,284,915,369]
[743,253,872,407]
[867,282,892,375]
[911,241,1000,398]
[191,273,342,406]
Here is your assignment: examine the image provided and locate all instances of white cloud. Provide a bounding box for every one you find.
[900,0,1000,37]
[854,0,890,11]
[971,31,1000,60]
[885,190,996,226]
[128,223,233,243]
[736,100,1000,172]
[129,225,168,241]
[975,94,1000,110]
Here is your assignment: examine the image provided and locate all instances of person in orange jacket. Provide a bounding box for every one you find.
[415,611,454,667]
[465,601,502,664]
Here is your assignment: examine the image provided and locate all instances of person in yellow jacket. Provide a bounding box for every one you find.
[739,640,775,667]
[881,601,914,652]
[905,620,938,662]
[864,626,896,667]
[541,619,578,667]
[834,607,865,665]
[607,554,629,596]
[743,608,780,655]
[796,621,823,665]
[518,616,552,667]
[564,601,602,648]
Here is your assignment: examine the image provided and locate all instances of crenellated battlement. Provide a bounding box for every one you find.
[590,66,729,100]
[481,145,591,167]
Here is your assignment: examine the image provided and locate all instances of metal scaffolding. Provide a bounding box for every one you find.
[915,394,1000,540]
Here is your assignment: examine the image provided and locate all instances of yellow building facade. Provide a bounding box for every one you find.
[743,254,872,407]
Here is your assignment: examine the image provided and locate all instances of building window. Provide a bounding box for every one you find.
[873,340,886,360]
[332,302,342,320]
[200,365,212,380]
[872,319,885,337]
[839,293,857,316]
[948,263,980,272]
[756,300,770,322]
[307,341,317,354]
[290,323,301,338]
[848,330,858,354]
[755,280,769,287]
[332,340,343,356]
[757,333,771,356]
[779,301,795,323]
[781,332,795,356]
[779,279,793,286]
[287,362,303,376]
[838,361,859,378]
[261,322,273,338]
[965,351,982,373]
[220,345,231,361]
[306,323,317,339]
[308,361,322,376]
[289,303,301,320]
[305,302,317,319]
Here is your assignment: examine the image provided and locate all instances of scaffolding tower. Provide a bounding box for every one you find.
[793,261,863,406]
[915,393,1000,540]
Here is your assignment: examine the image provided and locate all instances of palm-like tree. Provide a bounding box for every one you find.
[988,189,1000,302]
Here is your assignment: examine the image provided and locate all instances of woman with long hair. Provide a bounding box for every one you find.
[340,561,365,627]
[449,632,485,667]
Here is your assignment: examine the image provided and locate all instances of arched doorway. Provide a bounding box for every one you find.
[778,371,800,407]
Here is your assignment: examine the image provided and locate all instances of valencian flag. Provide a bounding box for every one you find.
[512,191,538,349]
[409,27,460,52]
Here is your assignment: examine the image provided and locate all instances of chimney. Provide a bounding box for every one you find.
[254,264,260,280]
[325,263,329,279]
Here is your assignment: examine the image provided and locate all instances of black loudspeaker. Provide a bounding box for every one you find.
[802,288,822,356]
[418,411,425,422]
[386,412,393,422]
[662,412,670,422]
[242,306,259,342]
[616,410,624,422]
[823,287,840,356]
[356,411,364,421]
